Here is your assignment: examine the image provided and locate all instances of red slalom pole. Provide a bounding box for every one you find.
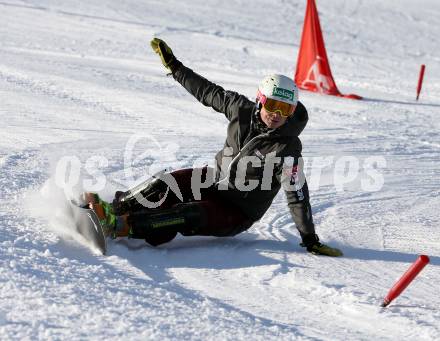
[381,255,430,307]
[416,64,426,101]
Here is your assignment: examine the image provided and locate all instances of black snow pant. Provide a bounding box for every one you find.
[119,168,253,246]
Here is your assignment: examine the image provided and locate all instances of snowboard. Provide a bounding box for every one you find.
[68,200,107,255]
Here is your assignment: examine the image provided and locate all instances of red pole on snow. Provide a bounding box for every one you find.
[381,255,430,307]
[416,64,426,101]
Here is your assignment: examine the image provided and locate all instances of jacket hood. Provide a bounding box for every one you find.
[268,101,308,137]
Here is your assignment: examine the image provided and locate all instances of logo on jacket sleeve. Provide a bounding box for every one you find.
[281,157,306,201]
[290,164,305,201]
[254,149,265,160]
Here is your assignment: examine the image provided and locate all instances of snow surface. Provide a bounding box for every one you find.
[1,0,440,339]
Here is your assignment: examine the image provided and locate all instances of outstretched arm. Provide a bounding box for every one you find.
[172,64,251,121]
[151,38,253,121]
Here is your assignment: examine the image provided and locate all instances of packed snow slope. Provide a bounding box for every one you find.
[1,0,439,340]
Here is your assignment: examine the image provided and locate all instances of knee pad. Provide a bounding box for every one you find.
[127,202,206,239]
[113,177,168,215]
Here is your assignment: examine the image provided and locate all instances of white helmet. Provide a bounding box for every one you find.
[257,74,298,106]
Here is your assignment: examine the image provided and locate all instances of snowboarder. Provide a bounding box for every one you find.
[84,38,342,256]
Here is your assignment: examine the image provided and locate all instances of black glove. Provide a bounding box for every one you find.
[150,38,179,72]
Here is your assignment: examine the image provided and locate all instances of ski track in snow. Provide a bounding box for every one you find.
[1,0,440,340]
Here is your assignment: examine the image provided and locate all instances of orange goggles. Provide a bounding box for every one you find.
[263,98,296,118]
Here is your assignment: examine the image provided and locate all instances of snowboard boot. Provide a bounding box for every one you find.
[82,193,130,239]
[300,234,343,257]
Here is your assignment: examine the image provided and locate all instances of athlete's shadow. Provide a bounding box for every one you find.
[114,235,439,265]
[335,244,440,266]
[109,234,311,285]
[111,235,439,287]
[114,235,306,275]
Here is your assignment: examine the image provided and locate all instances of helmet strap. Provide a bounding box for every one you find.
[256,90,267,105]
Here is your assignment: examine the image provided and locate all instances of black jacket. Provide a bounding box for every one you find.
[172,63,316,239]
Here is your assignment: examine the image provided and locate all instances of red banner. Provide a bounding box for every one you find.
[295,0,361,100]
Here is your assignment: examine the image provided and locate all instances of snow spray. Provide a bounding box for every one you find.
[416,64,426,101]
[381,255,430,307]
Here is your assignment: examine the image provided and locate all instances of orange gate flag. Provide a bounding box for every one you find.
[295,0,362,100]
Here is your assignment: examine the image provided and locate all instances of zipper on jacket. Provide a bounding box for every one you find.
[217,133,269,187]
